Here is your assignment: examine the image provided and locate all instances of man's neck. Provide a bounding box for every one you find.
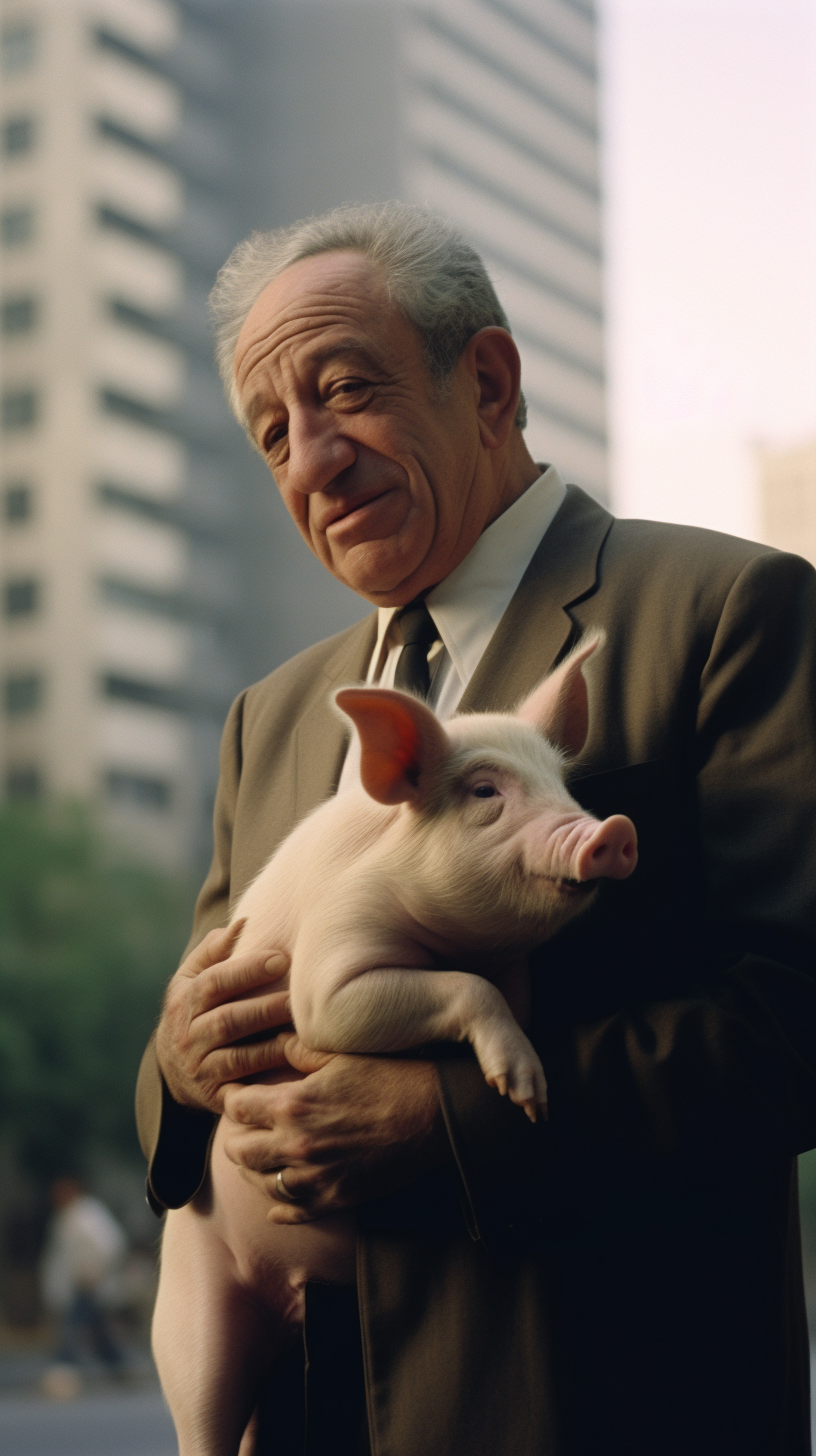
[484,435,542,529]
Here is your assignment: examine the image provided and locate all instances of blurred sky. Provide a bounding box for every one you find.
[599,0,816,535]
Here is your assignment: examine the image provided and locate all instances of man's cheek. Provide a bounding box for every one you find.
[277,484,317,550]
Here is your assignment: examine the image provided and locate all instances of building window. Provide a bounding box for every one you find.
[2,388,38,429]
[95,203,164,250]
[105,769,172,810]
[99,387,168,432]
[102,673,183,712]
[4,481,33,522]
[1,206,33,246]
[96,115,159,160]
[107,297,168,341]
[2,295,37,334]
[3,116,35,157]
[100,576,186,621]
[4,672,42,715]
[4,578,39,617]
[1,23,37,74]
[6,765,41,798]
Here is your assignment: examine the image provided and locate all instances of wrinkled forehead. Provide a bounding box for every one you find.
[234,250,403,393]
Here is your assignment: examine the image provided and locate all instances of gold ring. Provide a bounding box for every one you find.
[275,1169,300,1202]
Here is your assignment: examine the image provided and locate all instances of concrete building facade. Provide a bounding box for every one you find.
[402,0,606,493]
[1,0,605,869]
[758,439,816,569]
[0,0,263,868]
[249,0,607,497]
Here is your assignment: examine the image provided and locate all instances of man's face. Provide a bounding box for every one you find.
[233,250,503,605]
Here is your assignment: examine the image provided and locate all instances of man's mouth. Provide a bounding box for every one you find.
[323,488,392,531]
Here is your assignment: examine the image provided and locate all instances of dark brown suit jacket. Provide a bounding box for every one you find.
[137,487,816,1454]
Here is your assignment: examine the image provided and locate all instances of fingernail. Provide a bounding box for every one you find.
[265,953,287,972]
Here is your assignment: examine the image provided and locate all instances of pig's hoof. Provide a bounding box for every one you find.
[507,1064,549,1122]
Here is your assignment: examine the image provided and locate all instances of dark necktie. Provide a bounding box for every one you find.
[393,599,439,699]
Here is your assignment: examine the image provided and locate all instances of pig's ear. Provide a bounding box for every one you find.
[334,688,449,805]
[516,632,604,757]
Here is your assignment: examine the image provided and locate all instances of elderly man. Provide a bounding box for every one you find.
[137,203,816,1456]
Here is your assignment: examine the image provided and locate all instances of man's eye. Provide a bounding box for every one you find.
[262,424,286,452]
[472,784,497,798]
[331,379,371,401]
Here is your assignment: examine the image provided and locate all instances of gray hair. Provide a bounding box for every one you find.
[209,200,527,434]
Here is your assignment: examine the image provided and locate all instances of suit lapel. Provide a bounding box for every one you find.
[292,613,377,821]
[290,487,612,820]
[458,485,613,714]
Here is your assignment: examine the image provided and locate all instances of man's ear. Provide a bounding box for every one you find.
[334,688,449,805]
[464,327,522,450]
[515,633,604,757]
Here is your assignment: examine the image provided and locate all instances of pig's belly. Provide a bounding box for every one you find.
[207,1117,358,1328]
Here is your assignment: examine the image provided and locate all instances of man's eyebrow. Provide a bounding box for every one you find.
[244,393,273,430]
[242,339,386,433]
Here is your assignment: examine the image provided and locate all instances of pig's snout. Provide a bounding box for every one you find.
[574,814,637,882]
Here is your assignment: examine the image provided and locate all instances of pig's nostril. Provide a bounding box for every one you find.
[575,815,638,881]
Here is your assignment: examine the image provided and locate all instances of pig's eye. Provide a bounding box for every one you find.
[472,783,497,798]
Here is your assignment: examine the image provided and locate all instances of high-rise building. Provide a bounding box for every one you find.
[758,439,816,568]
[402,0,606,495]
[246,0,605,497]
[0,0,302,870]
[1,0,605,869]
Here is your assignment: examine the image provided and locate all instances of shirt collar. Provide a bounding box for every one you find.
[369,465,567,686]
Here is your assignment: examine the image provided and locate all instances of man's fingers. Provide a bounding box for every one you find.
[222,1073,308,1129]
[221,1124,308,1177]
[230,1165,325,1224]
[265,1166,351,1224]
[229,1150,341,1223]
[207,951,289,1004]
[191,950,290,1016]
[180,921,247,979]
[278,1033,336,1076]
[205,1032,303,1086]
[196,987,293,1048]
[266,1168,324,1224]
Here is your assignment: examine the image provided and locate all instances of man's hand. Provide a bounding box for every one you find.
[220,1034,450,1223]
[155,923,294,1114]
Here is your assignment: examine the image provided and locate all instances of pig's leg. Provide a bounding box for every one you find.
[152,1203,290,1456]
[294,962,548,1120]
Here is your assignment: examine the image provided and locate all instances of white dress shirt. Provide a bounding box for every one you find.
[337,465,566,789]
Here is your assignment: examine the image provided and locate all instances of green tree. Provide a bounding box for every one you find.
[0,801,192,1184]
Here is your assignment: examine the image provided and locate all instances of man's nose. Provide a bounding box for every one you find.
[285,408,357,495]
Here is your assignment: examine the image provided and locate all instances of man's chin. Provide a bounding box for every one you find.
[326,539,432,604]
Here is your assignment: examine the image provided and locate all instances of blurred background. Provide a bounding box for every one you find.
[0,0,814,1447]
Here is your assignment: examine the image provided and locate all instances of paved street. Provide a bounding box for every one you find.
[0,1344,177,1456]
[3,1351,816,1453]
[0,1383,176,1456]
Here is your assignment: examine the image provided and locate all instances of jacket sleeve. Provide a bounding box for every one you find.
[438,550,816,1249]
[135,690,247,1213]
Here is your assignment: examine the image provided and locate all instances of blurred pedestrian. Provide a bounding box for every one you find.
[39,1175,128,1397]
